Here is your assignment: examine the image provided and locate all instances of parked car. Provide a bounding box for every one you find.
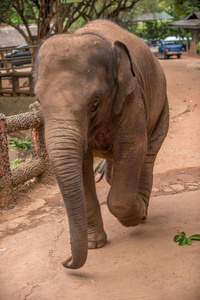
[0,45,32,68]
[164,36,191,51]
[158,40,184,59]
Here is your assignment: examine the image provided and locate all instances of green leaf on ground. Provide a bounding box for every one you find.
[179,237,187,246]
[174,235,183,242]
[180,232,186,237]
[174,232,200,246]
[190,235,200,240]
[186,237,192,245]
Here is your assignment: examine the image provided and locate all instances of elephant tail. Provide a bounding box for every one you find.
[94,160,106,183]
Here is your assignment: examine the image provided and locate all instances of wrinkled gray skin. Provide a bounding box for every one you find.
[35,20,169,269]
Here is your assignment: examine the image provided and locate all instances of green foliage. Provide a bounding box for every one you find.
[9,136,31,151]
[0,0,139,45]
[119,0,198,40]
[1,0,199,44]
[174,231,200,246]
[133,0,173,15]
[143,20,179,40]
[196,42,200,53]
[0,0,36,25]
[10,158,23,167]
[173,0,200,18]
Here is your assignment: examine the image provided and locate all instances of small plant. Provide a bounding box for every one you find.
[196,42,200,53]
[174,231,200,246]
[9,136,31,151]
[10,158,22,167]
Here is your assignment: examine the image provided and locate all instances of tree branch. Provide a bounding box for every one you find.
[11,0,33,43]
[0,16,30,44]
[0,0,139,45]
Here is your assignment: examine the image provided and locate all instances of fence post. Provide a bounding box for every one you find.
[0,74,3,96]
[29,102,55,184]
[0,114,13,207]
[28,73,34,96]
[12,71,19,96]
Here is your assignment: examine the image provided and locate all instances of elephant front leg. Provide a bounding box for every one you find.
[107,143,149,227]
[83,151,107,249]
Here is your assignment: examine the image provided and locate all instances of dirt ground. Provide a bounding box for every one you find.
[0,54,200,300]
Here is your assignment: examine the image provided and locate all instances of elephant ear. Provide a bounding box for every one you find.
[113,40,136,115]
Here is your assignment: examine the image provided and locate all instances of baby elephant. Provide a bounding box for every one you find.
[35,19,169,269]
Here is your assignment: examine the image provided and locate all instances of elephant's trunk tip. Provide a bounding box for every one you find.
[62,255,87,269]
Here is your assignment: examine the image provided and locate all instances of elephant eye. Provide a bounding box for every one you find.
[90,98,100,112]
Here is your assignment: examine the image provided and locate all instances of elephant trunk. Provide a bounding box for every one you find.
[45,120,88,269]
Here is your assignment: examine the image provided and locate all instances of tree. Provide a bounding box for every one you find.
[173,0,200,18]
[0,0,139,47]
[119,0,200,40]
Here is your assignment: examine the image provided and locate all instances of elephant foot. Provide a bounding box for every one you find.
[88,230,107,249]
[118,203,148,227]
[108,196,148,228]
[118,214,146,227]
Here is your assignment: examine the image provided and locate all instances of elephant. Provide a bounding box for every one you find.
[34,19,169,269]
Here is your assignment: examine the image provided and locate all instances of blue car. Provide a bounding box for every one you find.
[158,40,183,59]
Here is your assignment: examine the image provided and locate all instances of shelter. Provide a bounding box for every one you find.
[168,11,200,54]
[135,12,173,22]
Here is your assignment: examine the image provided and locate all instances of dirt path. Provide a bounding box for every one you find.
[0,55,200,300]
[155,55,200,173]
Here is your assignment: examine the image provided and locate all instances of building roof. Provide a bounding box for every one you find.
[0,25,37,48]
[135,12,173,22]
[185,11,200,20]
[168,11,200,29]
[168,19,200,29]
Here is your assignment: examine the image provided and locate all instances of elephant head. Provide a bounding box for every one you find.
[34,33,136,269]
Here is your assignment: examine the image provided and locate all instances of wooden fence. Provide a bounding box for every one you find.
[0,45,36,96]
[0,101,54,207]
[0,71,34,96]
